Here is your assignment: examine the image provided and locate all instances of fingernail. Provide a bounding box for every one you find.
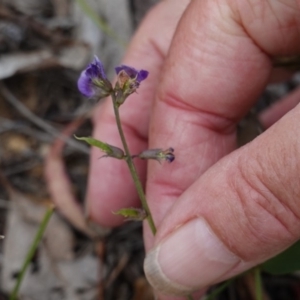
[144,218,240,296]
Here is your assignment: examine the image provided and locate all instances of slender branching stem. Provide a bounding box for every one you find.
[254,267,263,300]
[111,95,194,300]
[111,94,156,235]
[10,205,55,300]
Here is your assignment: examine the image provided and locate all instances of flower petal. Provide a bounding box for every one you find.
[77,56,112,98]
[115,65,138,78]
[137,70,149,83]
[77,70,94,97]
[115,65,149,82]
[86,56,107,80]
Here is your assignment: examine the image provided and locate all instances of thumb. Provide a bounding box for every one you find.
[144,104,300,296]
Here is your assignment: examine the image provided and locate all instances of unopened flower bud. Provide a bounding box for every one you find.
[114,65,148,105]
[113,207,147,221]
[134,147,175,163]
[75,136,124,159]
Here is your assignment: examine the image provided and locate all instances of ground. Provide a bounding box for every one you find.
[0,1,300,299]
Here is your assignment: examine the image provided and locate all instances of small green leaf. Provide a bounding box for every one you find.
[261,240,300,275]
[113,208,147,221]
[75,136,124,159]
[75,136,113,153]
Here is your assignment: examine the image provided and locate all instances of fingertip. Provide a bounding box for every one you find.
[144,218,239,296]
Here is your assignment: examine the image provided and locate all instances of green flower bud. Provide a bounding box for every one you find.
[133,148,175,163]
[113,208,147,221]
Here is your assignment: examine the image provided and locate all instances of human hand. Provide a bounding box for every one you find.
[86,0,300,297]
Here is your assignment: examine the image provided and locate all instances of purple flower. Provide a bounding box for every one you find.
[115,65,148,84]
[77,56,112,98]
[114,65,149,105]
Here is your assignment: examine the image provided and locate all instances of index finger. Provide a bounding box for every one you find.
[145,0,300,246]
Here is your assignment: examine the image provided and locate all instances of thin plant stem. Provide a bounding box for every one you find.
[203,278,235,300]
[111,96,156,235]
[112,97,192,300]
[9,205,55,300]
[75,0,126,47]
[254,267,263,300]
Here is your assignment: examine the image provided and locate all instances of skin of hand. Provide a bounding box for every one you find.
[86,0,300,297]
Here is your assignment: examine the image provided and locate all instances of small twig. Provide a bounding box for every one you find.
[0,82,89,154]
[3,159,40,176]
[0,117,53,143]
[44,116,96,237]
[204,279,235,300]
[105,253,130,287]
[9,204,55,300]
[273,55,300,70]
[0,118,87,157]
[254,267,263,300]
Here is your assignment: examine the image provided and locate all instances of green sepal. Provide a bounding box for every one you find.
[113,208,147,221]
[75,136,112,153]
[261,240,300,275]
[74,135,124,159]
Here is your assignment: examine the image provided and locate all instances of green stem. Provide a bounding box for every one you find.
[204,278,235,300]
[112,96,191,298]
[254,267,263,300]
[10,205,55,300]
[112,97,156,235]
